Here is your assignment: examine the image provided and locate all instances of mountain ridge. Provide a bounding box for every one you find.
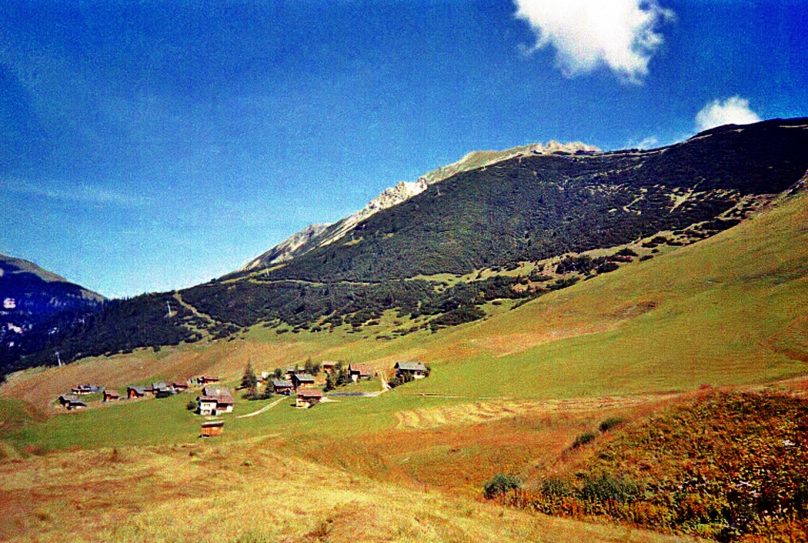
[242,140,599,270]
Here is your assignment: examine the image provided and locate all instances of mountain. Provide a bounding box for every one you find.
[6,118,808,373]
[243,140,599,270]
[0,254,105,371]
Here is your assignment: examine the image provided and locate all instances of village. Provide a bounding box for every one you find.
[55,360,430,437]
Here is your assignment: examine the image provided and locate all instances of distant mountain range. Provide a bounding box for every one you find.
[0,254,104,370]
[3,118,807,376]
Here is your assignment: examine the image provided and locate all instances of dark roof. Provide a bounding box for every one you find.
[297,389,323,398]
[395,361,427,372]
[59,394,79,402]
[172,381,188,388]
[68,400,87,407]
[293,373,315,382]
[273,379,293,387]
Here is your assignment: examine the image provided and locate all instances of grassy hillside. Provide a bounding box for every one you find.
[0,188,806,543]
[9,120,807,372]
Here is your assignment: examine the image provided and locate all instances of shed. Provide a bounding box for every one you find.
[200,420,224,437]
[127,386,146,399]
[273,379,294,395]
[292,373,315,390]
[295,389,323,408]
[58,394,79,406]
[349,364,373,382]
[198,375,220,385]
[394,361,428,379]
[321,361,338,373]
[103,390,120,402]
[171,381,189,391]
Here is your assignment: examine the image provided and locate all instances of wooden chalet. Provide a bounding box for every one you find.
[273,379,294,395]
[291,373,315,390]
[394,361,428,379]
[200,420,224,438]
[127,386,146,399]
[348,364,373,382]
[171,381,189,392]
[295,389,323,408]
[197,375,220,385]
[103,390,120,402]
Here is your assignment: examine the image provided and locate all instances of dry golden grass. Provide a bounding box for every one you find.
[0,437,697,543]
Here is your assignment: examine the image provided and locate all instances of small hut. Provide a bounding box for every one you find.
[103,390,120,402]
[295,389,323,408]
[200,420,224,438]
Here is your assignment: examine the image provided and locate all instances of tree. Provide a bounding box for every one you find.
[241,362,258,396]
[304,357,314,375]
[324,372,335,392]
[273,367,283,379]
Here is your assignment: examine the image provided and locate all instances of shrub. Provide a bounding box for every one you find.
[571,431,597,449]
[186,400,197,411]
[484,473,521,499]
[542,477,572,497]
[580,474,641,503]
[599,417,624,433]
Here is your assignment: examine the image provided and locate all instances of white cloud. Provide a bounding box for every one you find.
[694,96,762,132]
[514,0,674,83]
[0,179,148,207]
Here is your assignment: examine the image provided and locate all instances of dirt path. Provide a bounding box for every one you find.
[172,292,216,325]
[236,397,284,418]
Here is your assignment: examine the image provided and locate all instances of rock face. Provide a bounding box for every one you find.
[244,223,331,270]
[243,140,600,270]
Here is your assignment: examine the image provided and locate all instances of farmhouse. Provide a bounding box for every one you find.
[349,364,373,382]
[197,396,219,416]
[200,420,224,437]
[273,379,294,395]
[127,386,146,399]
[292,373,315,390]
[295,389,323,408]
[394,361,428,379]
[103,390,120,402]
[197,386,234,415]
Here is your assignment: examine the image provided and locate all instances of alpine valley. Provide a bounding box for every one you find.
[1,118,808,543]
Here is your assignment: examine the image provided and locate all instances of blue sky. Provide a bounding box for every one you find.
[1,0,806,298]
